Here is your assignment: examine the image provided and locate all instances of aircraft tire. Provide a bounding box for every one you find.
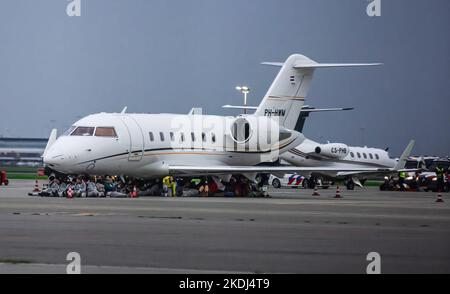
[346,181,355,190]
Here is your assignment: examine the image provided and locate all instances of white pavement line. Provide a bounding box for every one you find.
[0,262,249,274]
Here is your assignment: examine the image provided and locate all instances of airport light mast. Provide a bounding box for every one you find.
[235,86,250,114]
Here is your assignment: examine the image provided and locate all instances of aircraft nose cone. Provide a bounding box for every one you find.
[43,151,65,167]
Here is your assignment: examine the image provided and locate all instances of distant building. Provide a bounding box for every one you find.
[0,138,47,167]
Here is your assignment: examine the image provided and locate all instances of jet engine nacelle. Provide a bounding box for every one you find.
[314,143,349,159]
[225,116,291,155]
[230,117,253,144]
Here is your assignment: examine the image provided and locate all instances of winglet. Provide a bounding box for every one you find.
[394,140,415,170]
[42,129,58,157]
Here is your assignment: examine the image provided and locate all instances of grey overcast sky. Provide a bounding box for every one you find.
[0,0,449,156]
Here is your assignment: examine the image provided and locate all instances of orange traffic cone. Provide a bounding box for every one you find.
[436,192,444,203]
[33,179,40,192]
[130,186,138,198]
[335,185,342,198]
[312,187,320,196]
[67,186,73,199]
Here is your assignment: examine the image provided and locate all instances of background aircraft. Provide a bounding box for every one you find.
[281,138,415,190]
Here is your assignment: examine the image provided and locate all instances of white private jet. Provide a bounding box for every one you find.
[43,54,384,180]
[276,104,415,190]
[281,138,415,190]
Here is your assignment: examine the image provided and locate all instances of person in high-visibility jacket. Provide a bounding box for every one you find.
[398,171,407,191]
[435,165,445,192]
[170,177,176,196]
[163,176,173,197]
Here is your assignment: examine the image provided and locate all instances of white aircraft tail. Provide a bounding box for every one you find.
[255,54,381,130]
[394,140,415,170]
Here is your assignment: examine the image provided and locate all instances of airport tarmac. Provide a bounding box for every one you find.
[0,180,449,274]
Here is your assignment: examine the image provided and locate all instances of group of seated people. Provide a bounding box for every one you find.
[28,174,269,198]
[29,175,133,198]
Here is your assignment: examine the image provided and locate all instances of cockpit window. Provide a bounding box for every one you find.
[95,127,117,137]
[71,126,95,136]
[62,126,77,136]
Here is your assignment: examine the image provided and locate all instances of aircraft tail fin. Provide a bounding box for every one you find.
[255,54,381,130]
[394,140,415,170]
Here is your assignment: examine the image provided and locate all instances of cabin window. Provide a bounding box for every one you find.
[191,132,195,142]
[149,132,154,141]
[350,152,354,158]
[357,152,361,159]
[202,132,206,142]
[375,154,380,160]
[369,153,373,159]
[363,153,367,159]
[95,127,117,137]
[71,126,95,136]
[180,133,185,142]
[170,132,174,142]
[211,133,216,143]
[159,132,165,141]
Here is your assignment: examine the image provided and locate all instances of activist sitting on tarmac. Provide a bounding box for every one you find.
[57,178,68,197]
[28,176,60,197]
[224,177,236,197]
[137,179,162,197]
[95,178,106,197]
[72,177,86,197]
[81,177,98,197]
[181,181,199,197]
[198,178,209,197]
[105,178,128,198]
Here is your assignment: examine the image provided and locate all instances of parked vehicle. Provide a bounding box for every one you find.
[0,171,9,185]
[270,174,330,189]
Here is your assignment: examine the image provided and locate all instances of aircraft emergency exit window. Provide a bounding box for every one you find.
[95,127,117,137]
[369,153,373,159]
[363,153,367,159]
[350,152,354,158]
[160,132,165,141]
[71,127,95,136]
[170,132,174,141]
[202,132,206,142]
[357,152,361,158]
[149,132,154,141]
[211,133,216,143]
[191,132,195,142]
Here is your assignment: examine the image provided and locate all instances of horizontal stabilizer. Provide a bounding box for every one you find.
[294,63,382,69]
[222,105,258,110]
[262,62,382,69]
[301,107,354,113]
[261,62,284,67]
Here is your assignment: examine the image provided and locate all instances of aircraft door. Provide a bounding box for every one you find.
[120,115,145,161]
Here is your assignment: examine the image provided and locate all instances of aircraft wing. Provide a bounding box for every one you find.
[168,165,385,176]
[337,168,418,177]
